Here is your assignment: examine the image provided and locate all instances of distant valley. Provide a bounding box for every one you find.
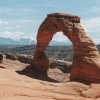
[0,44,100,62]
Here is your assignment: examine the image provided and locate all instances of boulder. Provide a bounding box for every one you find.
[49,58,71,73]
[5,53,18,60]
[17,54,33,64]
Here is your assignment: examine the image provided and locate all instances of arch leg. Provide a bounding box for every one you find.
[33,18,59,71]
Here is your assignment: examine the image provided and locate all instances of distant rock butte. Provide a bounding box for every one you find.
[33,13,100,83]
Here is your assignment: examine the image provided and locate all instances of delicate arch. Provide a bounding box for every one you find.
[32,13,100,82]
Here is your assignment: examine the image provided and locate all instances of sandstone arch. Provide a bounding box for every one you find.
[33,13,100,82]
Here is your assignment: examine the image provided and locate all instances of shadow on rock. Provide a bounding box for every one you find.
[16,65,59,83]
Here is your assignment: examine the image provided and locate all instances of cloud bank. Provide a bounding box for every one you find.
[82,17,100,44]
[0,19,8,24]
[0,31,36,41]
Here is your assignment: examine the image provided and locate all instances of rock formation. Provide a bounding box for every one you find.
[33,13,100,83]
[5,53,18,60]
[0,52,3,63]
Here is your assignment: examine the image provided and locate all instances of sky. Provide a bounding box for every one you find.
[0,0,100,44]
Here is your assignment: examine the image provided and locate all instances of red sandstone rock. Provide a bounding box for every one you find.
[33,13,100,82]
[81,83,100,98]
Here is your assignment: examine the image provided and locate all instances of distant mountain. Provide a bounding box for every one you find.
[0,37,36,45]
[0,37,71,46]
[49,40,71,46]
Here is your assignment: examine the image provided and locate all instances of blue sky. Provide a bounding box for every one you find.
[0,0,100,44]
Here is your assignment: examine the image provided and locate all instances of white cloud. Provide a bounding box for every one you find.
[0,19,8,24]
[91,37,100,45]
[81,17,100,33]
[81,17,100,44]
[0,31,23,39]
[16,25,21,28]
[0,31,36,41]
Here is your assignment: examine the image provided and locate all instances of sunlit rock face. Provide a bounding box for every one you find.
[33,13,100,82]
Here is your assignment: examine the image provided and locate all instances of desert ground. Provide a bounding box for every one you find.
[0,56,100,100]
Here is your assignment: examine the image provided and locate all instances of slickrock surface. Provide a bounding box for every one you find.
[33,13,100,82]
[0,58,100,100]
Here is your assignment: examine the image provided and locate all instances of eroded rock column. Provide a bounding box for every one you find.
[33,13,100,82]
[70,23,100,83]
[32,17,60,71]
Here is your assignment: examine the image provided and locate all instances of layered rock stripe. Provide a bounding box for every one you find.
[33,13,100,83]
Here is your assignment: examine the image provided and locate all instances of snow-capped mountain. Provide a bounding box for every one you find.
[0,37,71,46]
[0,37,36,45]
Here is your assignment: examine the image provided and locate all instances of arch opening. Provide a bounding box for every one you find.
[46,32,73,62]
